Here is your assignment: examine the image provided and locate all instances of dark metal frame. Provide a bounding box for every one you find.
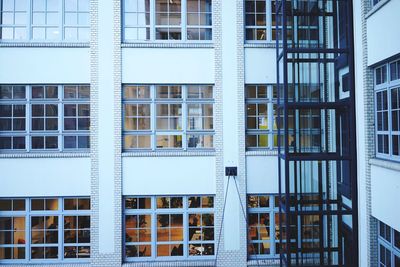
[275,1,358,266]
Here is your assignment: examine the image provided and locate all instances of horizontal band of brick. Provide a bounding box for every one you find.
[0,153,90,158]
[0,42,89,48]
[123,261,215,267]
[247,259,280,266]
[245,150,278,156]
[0,264,90,267]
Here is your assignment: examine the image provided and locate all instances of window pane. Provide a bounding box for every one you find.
[0,86,12,99]
[0,200,12,211]
[395,229,400,250]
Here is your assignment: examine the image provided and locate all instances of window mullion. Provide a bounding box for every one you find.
[28,0,32,40]
[152,197,156,259]
[267,0,271,42]
[58,200,63,260]
[182,86,187,150]
[182,0,187,41]
[58,85,63,152]
[60,0,64,41]
[26,198,30,261]
[151,85,156,150]
[388,86,393,157]
[27,85,32,152]
[183,205,188,258]
[151,0,155,41]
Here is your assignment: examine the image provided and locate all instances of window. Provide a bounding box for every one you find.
[372,0,382,6]
[247,195,297,259]
[123,85,214,151]
[245,0,268,41]
[245,0,281,42]
[0,197,90,262]
[0,0,90,41]
[0,0,29,40]
[123,0,212,42]
[378,221,400,267]
[245,85,278,149]
[124,195,215,260]
[0,85,90,152]
[375,59,400,161]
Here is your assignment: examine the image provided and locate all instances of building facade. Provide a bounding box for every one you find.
[0,0,398,266]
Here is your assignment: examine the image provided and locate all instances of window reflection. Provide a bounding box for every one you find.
[125,195,215,260]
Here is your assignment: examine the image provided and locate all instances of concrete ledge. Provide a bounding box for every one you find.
[0,153,90,158]
[0,42,89,48]
[370,158,400,172]
[248,258,280,266]
[245,150,278,156]
[0,264,90,267]
[244,42,276,48]
[123,261,215,267]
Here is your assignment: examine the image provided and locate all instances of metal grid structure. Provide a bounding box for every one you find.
[275,0,358,266]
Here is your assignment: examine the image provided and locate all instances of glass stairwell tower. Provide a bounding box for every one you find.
[275,0,358,266]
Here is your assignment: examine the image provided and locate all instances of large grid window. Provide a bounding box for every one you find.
[0,0,90,41]
[0,197,90,263]
[378,221,400,267]
[245,0,276,42]
[245,84,278,149]
[0,0,29,40]
[122,0,212,42]
[123,85,214,151]
[247,195,298,259]
[0,85,90,152]
[124,195,215,261]
[375,59,400,161]
[245,0,267,41]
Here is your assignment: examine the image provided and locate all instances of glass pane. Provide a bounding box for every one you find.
[45,104,58,116]
[45,199,58,210]
[0,86,12,99]
[31,199,45,210]
[13,199,25,211]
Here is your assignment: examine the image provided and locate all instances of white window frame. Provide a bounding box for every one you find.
[378,221,400,267]
[245,84,278,150]
[244,0,274,43]
[372,0,382,7]
[0,84,90,153]
[0,0,90,42]
[247,194,297,259]
[123,195,215,261]
[374,59,400,161]
[247,194,319,260]
[122,84,214,151]
[122,0,213,43]
[0,197,90,264]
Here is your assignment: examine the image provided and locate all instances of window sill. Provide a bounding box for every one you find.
[244,42,277,48]
[246,150,278,156]
[0,152,90,158]
[248,258,280,266]
[122,150,215,157]
[370,157,400,172]
[121,42,214,49]
[123,260,214,266]
[366,0,390,19]
[0,42,90,48]
[0,263,90,267]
